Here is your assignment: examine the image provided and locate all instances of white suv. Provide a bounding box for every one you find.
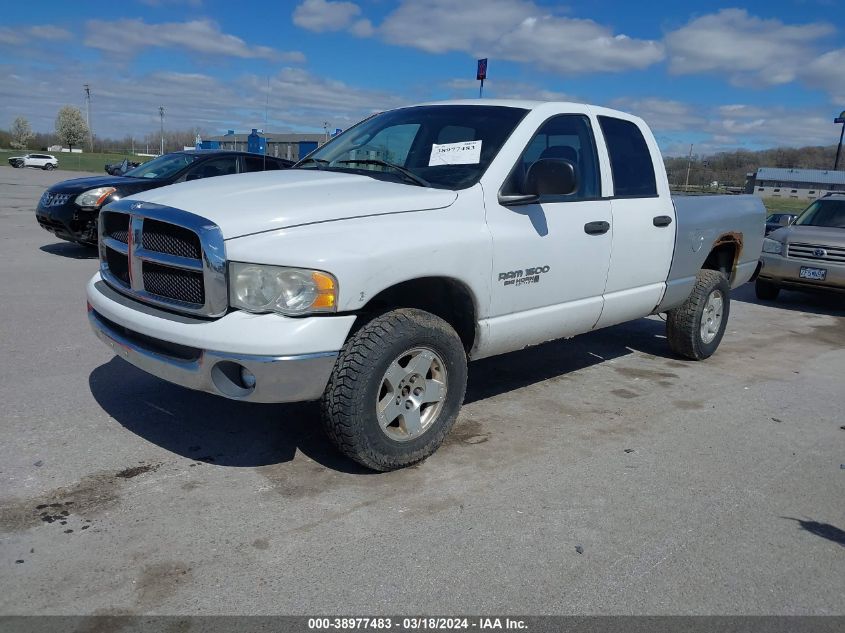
[8,153,58,170]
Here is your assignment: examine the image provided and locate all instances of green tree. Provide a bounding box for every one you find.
[55,106,88,151]
[10,117,34,149]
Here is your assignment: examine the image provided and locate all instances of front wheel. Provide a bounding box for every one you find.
[666,269,731,360]
[44,163,55,171]
[320,308,468,471]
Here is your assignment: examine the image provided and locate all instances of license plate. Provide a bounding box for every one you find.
[799,266,827,281]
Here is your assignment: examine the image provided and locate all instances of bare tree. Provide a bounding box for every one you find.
[10,117,34,149]
[55,106,89,151]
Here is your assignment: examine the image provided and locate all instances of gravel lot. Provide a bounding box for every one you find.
[1,166,843,615]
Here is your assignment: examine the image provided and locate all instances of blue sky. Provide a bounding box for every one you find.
[1,0,844,155]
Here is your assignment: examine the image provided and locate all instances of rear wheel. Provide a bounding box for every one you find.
[320,308,468,471]
[755,278,780,301]
[666,269,731,360]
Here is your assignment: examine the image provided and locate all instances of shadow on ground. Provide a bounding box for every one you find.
[732,282,845,317]
[89,316,680,472]
[782,517,845,547]
[40,242,98,259]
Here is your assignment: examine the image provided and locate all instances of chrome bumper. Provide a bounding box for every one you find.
[88,307,338,403]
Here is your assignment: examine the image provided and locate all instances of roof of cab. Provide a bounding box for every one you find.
[410,98,640,121]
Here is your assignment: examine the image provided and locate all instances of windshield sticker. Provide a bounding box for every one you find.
[428,140,482,166]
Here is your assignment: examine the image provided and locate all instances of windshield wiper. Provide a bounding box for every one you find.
[333,159,431,187]
[294,157,330,170]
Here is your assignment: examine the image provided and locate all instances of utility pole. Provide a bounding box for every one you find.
[83,84,93,152]
[835,111,845,171]
[159,106,165,155]
[684,144,694,192]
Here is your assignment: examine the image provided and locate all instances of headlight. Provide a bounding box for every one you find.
[229,263,338,315]
[75,187,117,207]
[762,238,783,255]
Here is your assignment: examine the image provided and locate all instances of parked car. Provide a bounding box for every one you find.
[765,213,797,235]
[86,100,764,471]
[756,193,845,300]
[36,150,292,245]
[104,158,141,176]
[9,153,58,170]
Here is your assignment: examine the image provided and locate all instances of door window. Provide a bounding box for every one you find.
[243,156,282,172]
[186,156,239,180]
[502,115,600,201]
[598,117,657,198]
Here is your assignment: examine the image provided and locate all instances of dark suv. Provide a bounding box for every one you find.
[36,150,292,245]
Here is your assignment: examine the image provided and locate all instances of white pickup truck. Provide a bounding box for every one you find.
[86,100,764,470]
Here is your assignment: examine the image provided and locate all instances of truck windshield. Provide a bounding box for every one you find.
[295,105,529,189]
[793,199,845,228]
[124,153,198,179]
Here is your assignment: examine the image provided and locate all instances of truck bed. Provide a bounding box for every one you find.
[658,194,766,312]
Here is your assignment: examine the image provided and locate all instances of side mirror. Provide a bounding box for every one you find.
[498,158,578,206]
[779,215,792,226]
[186,173,201,182]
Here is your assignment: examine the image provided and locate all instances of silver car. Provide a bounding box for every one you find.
[757,193,845,299]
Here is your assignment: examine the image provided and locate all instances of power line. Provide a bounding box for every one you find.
[83,84,93,152]
[159,106,165,156]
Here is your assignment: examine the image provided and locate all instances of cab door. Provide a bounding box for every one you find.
[483,114,613,357]
[592,115,676,329]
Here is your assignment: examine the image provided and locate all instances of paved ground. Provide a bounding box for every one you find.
[1,166,843,615]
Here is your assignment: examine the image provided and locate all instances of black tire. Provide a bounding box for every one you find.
[666,269,731,360]
[755,278,780,301]
[44,163,54,171]
[320,308,468,471]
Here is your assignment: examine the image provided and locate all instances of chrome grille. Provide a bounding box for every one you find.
[40,192,71,207]
[98,200,227,317]
[142,262,205,304]
[141,219,202,259]
[787,243,845,264]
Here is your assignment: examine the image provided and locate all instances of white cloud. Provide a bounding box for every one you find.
[293,0,363,33]
[665,9,834,87]
[610,98,706,132]
[0,28,23,45]
[377,0,663,74]
[0,24,72,45]
[84,19,305,62]
[806,48,845,103]
[0,62,403,139]
[291,0,663,74]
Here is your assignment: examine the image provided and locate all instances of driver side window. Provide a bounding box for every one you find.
[503,114,600,201]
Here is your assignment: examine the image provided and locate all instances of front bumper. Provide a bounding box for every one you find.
[36,201,98,243]
[87,273,356,403]
[759,253,845,294]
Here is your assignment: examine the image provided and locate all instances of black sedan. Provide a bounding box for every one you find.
[36,150,292,245]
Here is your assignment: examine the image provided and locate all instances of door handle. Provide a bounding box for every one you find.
[584,221,610,235]
[653,215,673,227]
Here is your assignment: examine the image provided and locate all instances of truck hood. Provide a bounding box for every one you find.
[126,170,458,239]
[770,224,845,247]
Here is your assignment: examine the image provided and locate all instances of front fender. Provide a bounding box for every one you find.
[224,188,491,317]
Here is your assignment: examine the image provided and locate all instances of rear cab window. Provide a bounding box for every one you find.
[598,116,657,198]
